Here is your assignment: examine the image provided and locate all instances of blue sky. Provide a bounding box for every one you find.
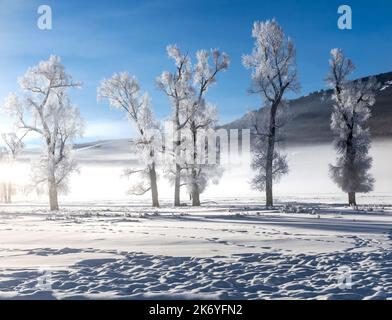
[0,0,391,142]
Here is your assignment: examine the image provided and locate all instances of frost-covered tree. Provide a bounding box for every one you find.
[183,50,229,206]
[98,72,161,207]
[3,55,83,210]
[0,130,26,203]
[243,19,299,207]
[181,110,224,206]
[157,45,229,206]
[326,48,378,206]
[157,45,193,206]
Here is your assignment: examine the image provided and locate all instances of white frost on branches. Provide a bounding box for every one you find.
[243,20,299,206]
[2,55,83,210]
[327,49,378,204]
[242,19,299,103]
[157,45,229,206]
[98,72,161,207]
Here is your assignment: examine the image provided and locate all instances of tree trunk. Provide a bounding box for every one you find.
[49,181,59,211]
[174,164,181,207]
[191,183,200,206]
[265,177,273,207]
[346,131,357,207]
[190,120,201,207]
[7,182,12,204]
[265,103,278,208]
[173,121,182,207]
[1,183,6,203]
[149,166,159,208]
[348,192,356,206]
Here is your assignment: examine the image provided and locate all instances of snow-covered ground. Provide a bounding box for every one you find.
[0,197,392,300]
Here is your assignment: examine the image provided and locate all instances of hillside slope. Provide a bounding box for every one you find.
[222,72,392,144]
